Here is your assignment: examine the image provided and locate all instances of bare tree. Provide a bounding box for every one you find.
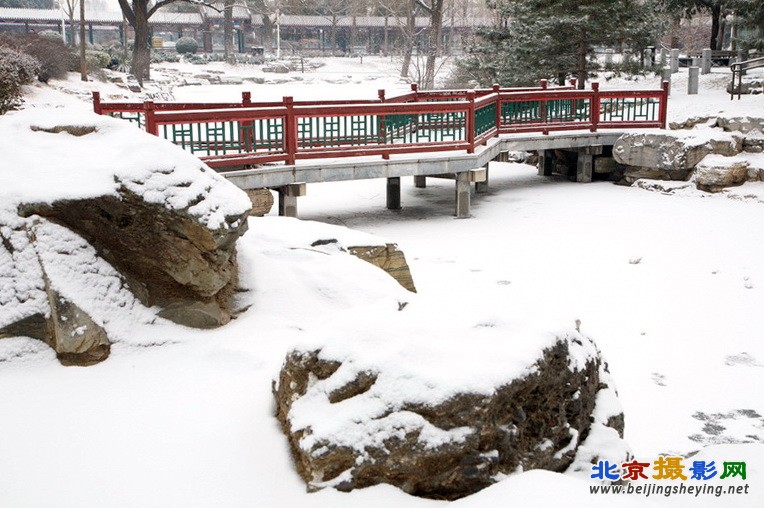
[117,0,218,84]
[224,0,235,63]
[415,0,443,88]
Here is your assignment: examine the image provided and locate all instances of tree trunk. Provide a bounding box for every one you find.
[131,6,151,85]
[262,15,274,53]
[576,29,587,89]
[224,0,235,63]
[710,5,721,50]
[330,21,337,54]
[423,0,443,89]
[670,14,681,49]
[79,0,87,81]
[400,0,416,78]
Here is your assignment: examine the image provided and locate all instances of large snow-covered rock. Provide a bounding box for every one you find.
[692,154,750,192]
[0,108,253,363]
[274,327,626,500]
[613,130,743,175]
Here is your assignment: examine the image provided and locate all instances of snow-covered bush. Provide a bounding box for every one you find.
[86,50,111,69]
[0,47,39,114]
[0,34,74,83]
[175,37,198,55]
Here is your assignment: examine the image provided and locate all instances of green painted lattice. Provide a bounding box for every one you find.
[474,102,496,137]
[297,115,380,148]
[501,99,591,125]
[160,118,284,156]
[383,112,466,144]
[110,111,144,128]
[599,97,659,123]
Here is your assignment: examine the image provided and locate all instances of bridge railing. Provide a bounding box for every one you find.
[93,81,668,169]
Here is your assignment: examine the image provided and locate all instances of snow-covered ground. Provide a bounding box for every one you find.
[1,59,763,507]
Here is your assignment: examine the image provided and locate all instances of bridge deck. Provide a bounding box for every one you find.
[222,131,624,189]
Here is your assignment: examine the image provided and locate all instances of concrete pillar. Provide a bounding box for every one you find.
[538,149,554,176]
[660,68,672,96]
[455,172,471,218]
[277,183,306,217]
[701,48,712,74]
[688,67,699,95]
[413,175,427,188]
[386,177,401,210]
[659,48,668,67]
[691,57,701,68]
[670,49,679,73]
[475,164,489,194]
[576,152,593,183]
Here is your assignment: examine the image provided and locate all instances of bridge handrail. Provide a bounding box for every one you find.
[94,81,669,169]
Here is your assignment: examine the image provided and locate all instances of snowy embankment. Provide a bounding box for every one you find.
[0,60,762,507]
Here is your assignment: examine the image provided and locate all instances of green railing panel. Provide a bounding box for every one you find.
[160,119,285,157]
[600,97,658,123]
[501,101,542,125]
[474,102,496,136]
[297,115,381,149]
[110,111,144,128]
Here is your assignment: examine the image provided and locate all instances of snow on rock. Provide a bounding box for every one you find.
[274,319,627,500]
[245,217,416,293]
[0,107,254,363]
[613,128,743,176]
[0,108,251,229]
[692,154,750,192]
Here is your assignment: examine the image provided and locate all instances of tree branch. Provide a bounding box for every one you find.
[117,0,136,26]
[148,0,221,19]
[415,0,432,15]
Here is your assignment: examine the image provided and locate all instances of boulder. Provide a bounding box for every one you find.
[726,80,763,96]
[19,189,249,327]
[347,244,416,293]
[0,108,254,364]
[274,332,626,499]
[669,116,715,130]
[245,189,275,216]
[614,166,693,186]
[716,117,764,135]
[613,131,743,174]
[743,136,764,153]
[693,155,750,192]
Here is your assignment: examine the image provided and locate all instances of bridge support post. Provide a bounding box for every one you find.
[387,177,401,210]
[455,172,471,218]
[475,164,489,194]
[538,150,554,176]
[413,175,427,188]
[576,146,601,183]
[277,183,306,218]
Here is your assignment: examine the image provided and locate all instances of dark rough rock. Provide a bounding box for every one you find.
[19,189,249,328]
[245,189,275,216]
[274,335,623,500]
[347,244,417,293]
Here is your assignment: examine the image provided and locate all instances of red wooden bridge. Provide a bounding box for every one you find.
[93,80,669,217]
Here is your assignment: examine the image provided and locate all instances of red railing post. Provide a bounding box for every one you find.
[378,89,389,159]
[569,78,577,88]
[92,91,102,114]
[411,83,419,102]
[492,84,501,136]
[284,96,297,165]
[539,79,548,90]
[659,81,669,129]
[590,82,600,132]
[144,100,158,135]
[466,90,476,153]
[539,80,548,134]
[240,92,254,151]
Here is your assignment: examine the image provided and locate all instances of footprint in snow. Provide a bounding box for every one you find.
[629,257,642,265]
[724,352,763,367]
[689,410,764,446]
[651,372,667,387]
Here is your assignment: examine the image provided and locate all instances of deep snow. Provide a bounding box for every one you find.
[0,58,762,507]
